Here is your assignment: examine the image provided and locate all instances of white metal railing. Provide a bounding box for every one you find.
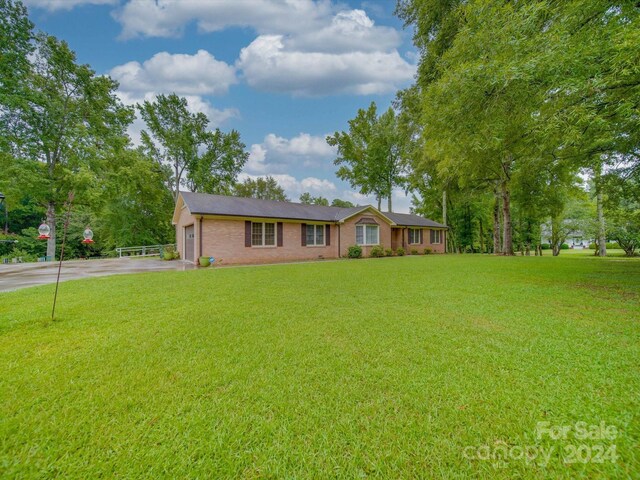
[115,244,176,258]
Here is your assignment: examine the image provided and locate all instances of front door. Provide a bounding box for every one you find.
[185,225,195,262]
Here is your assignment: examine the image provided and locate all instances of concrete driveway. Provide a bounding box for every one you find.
[0,258,196,293]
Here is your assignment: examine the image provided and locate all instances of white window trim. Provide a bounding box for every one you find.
[306,224,326,247]
[251,222,277,248]
[356,224,380,246]
[409,228,422,245]
[432,230,442,245]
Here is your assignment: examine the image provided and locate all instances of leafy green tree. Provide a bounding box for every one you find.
[399,0,639,256]
[299,192,329,206]
[97,148,174,250]
[605,174,640,257]
[330,199,355,208]
[327,102,407,212]
[139,94,247,202]
[548,195,593,257]
[138,94,208,203]
[0,0,33,141]
[234,176,289,201]
[186,129,248,195]
[4,30,132,260]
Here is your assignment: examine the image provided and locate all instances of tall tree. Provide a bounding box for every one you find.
[399,0,639,257]
[327,102,407,212]
[4,29,132,259]
[0,0,33,133]
[185,128,248,195]
[234,176,289,202]
[399,1,556,255]
[139,94,246,202]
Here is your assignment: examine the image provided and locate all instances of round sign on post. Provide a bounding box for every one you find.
[82,227,94,244]
[38,223,51,240]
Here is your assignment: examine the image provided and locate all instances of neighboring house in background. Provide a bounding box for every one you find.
[172,192,447,265]
[540,223,594,249]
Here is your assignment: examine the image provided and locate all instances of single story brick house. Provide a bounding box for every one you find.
[172,192,447,264]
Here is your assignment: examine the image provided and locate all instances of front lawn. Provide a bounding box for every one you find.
[1,255,638,478]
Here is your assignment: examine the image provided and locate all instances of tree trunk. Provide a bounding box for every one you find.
[387,195,392,213]
[377,196,381,211]
[442,190,447,253]
[46,202,56,261]
[551,216,562,257]
[595,165,606,257]
[173,164,180,203]
[448,227,457,254]
[501,179,513,256]
[479,217,485,254]
[442,190,447,226]
[493,186,501,255]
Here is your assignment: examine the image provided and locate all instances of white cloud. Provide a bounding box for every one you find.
[112,2,414,96]
[110,50,236,96]
[109,50,239,145]
[24,0,117,10]
[264,133,335,158]
[245,133,336,174]
[288,10,400,54]
[114,0,332,39]
[237,32,415,96]
[301,177,336,192]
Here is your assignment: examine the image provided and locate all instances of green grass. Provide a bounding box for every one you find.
[1,255,638,478]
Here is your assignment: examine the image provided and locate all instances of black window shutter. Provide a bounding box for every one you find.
[301,223,307,246]
[277,222,283,247]
[420,229,423,244]
[245,221,251,247]
[325,224,330,246]
[430,230,435,244]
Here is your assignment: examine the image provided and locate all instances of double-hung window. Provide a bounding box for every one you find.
[408,228,422,244]
[252,222,276,246]
[306,224,325,246]
[430,229,442,244]
[356,224,379,246]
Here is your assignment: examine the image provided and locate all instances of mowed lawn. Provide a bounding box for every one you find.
[0,255,638,479]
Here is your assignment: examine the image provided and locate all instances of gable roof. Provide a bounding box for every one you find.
[175,192,446,228]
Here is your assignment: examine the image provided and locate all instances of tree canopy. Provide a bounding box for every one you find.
[234,176,289,202]
[327,102,408,212]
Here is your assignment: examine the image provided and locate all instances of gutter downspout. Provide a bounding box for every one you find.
[338,223,341,258]
[199,216,203,259]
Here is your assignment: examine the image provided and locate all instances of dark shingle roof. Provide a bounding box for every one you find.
[384,211,447,228]
[179,192,446,227]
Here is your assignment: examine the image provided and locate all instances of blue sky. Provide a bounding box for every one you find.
[25,0,417,211]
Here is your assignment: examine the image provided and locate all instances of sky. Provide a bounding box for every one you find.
[24,0,418,212]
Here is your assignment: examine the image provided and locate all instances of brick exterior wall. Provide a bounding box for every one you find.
[200,219,339,265]
[174,206,446,264]
[338,214,392,257]
[402,227,446,254]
